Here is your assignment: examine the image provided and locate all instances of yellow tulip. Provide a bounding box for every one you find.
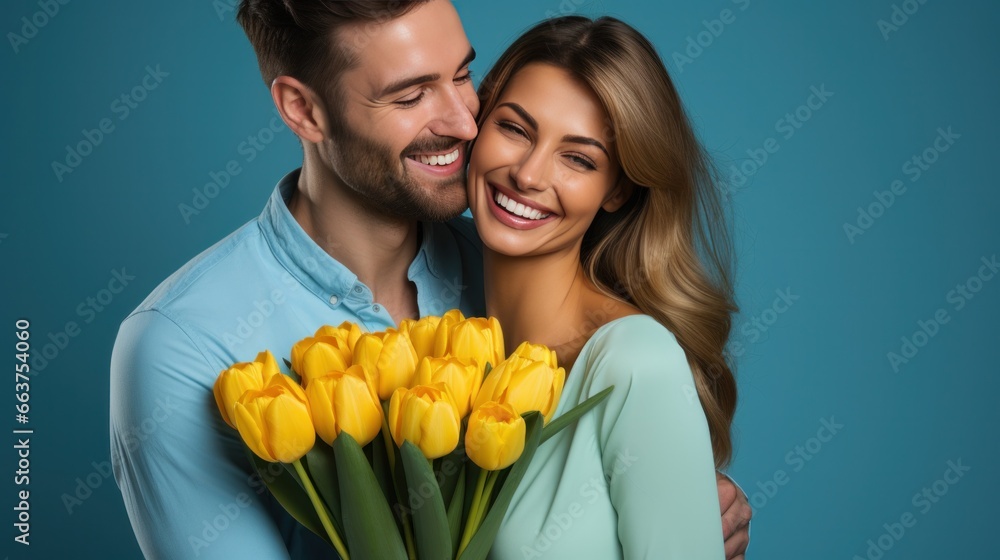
[353,331,419,400]
[511,341,559,369]
[436,316,504,369]
[474,355,566,424]
[213,350,282,428]
[314,321,363,353]
[387,385,461,459]
[234,378,315,463]
[399,315,443,362]
[416,356,482,418]
[306,365,383,446]
[465,402,526,471]
[292,335,353,387]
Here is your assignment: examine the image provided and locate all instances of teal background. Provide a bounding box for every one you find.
[2,0,997,558]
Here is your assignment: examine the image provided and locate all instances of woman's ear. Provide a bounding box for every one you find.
[271,76,329,145]
[601,177,634,213]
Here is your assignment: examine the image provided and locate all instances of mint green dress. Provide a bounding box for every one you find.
[491,315,725,559]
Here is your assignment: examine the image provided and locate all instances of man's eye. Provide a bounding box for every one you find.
[396,91,426,108]
[455,71,473,85]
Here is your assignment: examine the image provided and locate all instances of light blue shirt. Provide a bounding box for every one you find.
[491,315,724,559]
[109,169,485,559]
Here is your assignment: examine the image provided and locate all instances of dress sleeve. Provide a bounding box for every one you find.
[586,316,724,559]
[110,310,293,560]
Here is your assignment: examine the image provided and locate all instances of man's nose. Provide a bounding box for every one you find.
[431,85,479,141]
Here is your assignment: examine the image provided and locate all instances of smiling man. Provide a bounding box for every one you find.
[110,2,750,558]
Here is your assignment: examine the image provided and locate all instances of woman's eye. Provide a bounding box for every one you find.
[568,155,597,171]
[496,120,527,137]
[396,91,426,108]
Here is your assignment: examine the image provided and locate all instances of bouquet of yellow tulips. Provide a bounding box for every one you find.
[212,310,612,559]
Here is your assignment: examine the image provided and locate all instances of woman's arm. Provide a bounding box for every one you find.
[587,316,725,559]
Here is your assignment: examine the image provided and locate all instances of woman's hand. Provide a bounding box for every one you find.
[717,472,752,559]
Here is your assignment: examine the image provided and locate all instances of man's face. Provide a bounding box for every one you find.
[324,0,479,222]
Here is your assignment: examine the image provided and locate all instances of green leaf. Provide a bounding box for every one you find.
[304,442,345,537]
[370,431,396,506]
[457,412,543,560]
[334,432,408,560]
[447,465,466,553]
[243,447,332,548]
[540,386,614,445]
[401,442,453,559]
[436,444,466,507]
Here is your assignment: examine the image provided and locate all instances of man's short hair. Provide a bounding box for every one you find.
[236,0,431,103]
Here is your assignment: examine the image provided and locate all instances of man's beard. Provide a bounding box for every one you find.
[325,117,469,222]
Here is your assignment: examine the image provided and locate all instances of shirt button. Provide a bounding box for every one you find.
[329,295,339,305]
[354,286,363,294]
[372,304,381,313]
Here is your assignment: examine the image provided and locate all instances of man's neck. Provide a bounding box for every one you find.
[288,156,420,323]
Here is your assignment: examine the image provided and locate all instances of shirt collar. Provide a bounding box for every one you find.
[258,168,458,306]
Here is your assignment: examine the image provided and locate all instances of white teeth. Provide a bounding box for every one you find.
[416,148,460,166]
[493,190,550,220]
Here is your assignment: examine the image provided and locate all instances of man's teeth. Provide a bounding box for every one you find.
[494,191,550,220]
[416,149,460,166]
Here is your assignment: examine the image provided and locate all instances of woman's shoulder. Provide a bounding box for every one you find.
[590,314,682,354]
[583,314,691,384]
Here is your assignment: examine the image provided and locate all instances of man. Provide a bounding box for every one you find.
[110,1,751,558]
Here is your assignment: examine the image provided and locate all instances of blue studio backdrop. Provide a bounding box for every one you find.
[2,0,997,558]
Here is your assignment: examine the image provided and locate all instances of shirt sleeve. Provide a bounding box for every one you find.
[110,310,293,560]
[586,317,725,559]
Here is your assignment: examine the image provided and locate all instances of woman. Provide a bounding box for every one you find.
[467,16,738,558]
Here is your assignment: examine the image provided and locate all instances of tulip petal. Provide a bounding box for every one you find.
[419,400,460,459]
[265,393,315,463]
[306,378,338,446]
[256,350,281,382]
[234,398,274,462]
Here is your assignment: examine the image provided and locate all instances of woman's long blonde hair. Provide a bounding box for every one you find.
[477,16,739,467]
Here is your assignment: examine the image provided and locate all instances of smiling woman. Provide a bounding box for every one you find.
[466,15,738,558]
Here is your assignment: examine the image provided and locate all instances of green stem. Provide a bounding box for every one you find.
[380,416,416,560]
[381,414,396,471]
[292,459,350,560]
[457,469,488,557]
[475,471,500,529]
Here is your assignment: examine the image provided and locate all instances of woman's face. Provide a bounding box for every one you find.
[467,63,625,259]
